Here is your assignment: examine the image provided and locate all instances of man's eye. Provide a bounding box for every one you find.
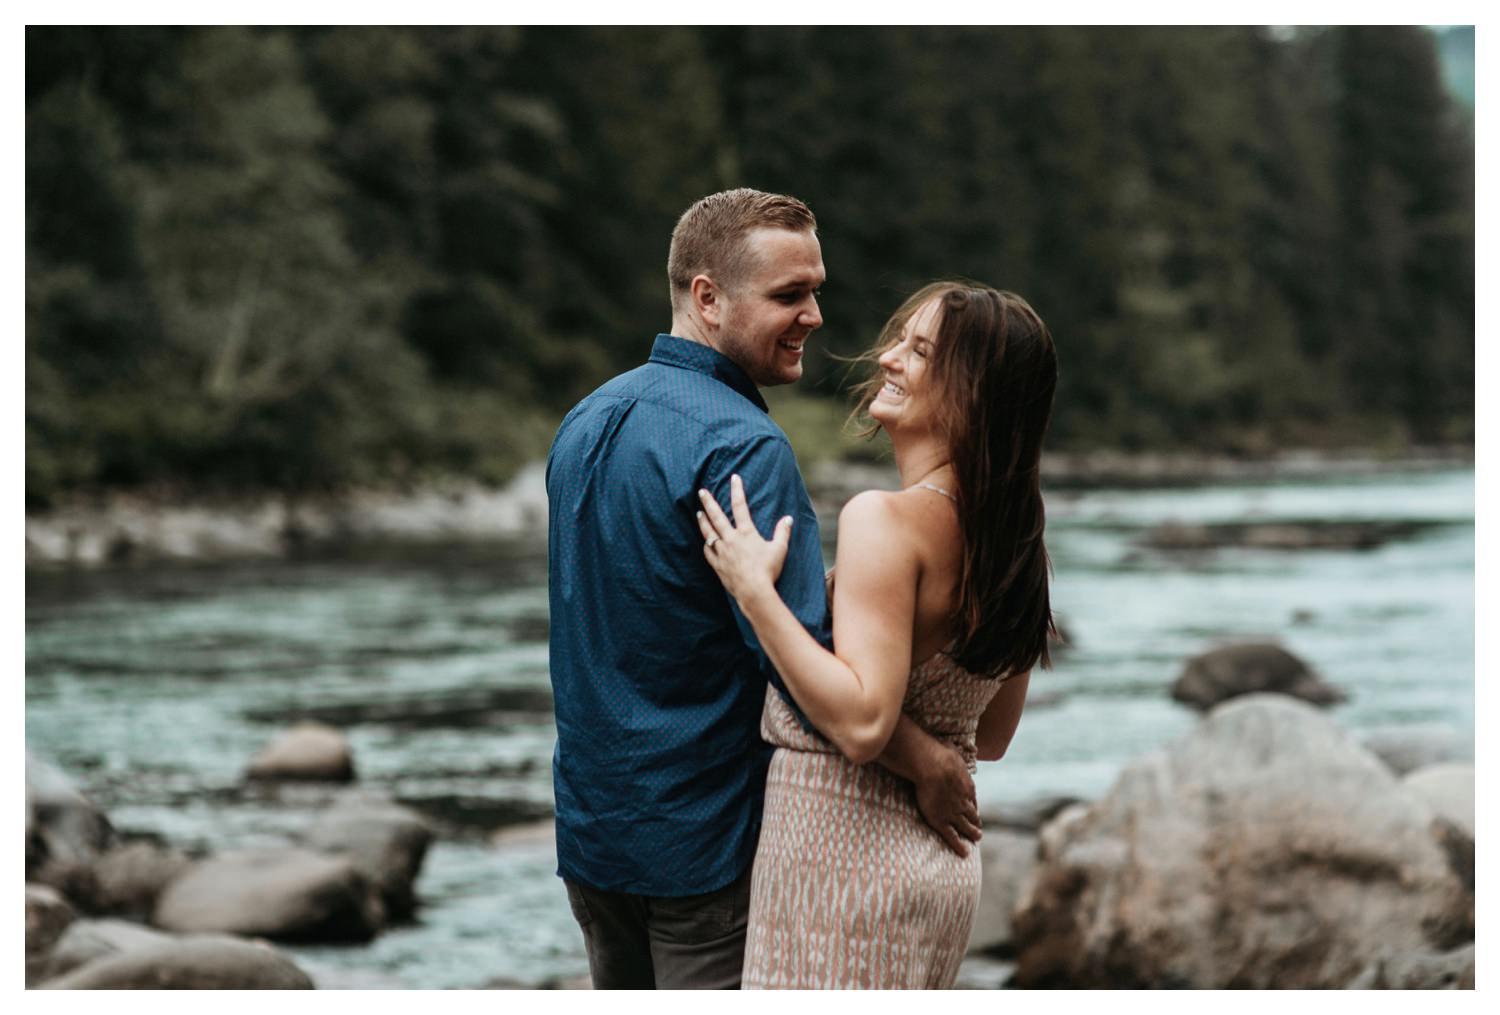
[775,294,798,304]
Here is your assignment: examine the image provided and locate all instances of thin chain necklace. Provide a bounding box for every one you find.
[904,464,957,503]
[914,481,957,502]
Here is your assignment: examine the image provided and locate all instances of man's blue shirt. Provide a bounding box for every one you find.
[546,334,830,896]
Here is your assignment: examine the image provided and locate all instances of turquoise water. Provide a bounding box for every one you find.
[24,467,1474,987]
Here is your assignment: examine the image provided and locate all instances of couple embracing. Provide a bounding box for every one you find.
[545,188,1057,989]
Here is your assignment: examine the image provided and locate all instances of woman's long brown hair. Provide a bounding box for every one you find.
[849,281,1059,679]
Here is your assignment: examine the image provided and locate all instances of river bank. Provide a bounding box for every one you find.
[23,446,1474,569]
[27,687,1474,988]
[26,466,1473,986]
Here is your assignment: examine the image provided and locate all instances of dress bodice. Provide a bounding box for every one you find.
[760,647,1008,772]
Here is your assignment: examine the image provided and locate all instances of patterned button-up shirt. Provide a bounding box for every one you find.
[545,334,831,896]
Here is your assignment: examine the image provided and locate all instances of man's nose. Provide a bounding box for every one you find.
[800,296,823,330]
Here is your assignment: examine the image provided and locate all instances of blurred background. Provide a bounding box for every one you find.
[26,26,1473,990]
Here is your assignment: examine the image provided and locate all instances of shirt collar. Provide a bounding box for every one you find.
[649,334,769,413]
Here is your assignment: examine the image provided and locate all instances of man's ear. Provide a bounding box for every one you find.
[691,274,722,328]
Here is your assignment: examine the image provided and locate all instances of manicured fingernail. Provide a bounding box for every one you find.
[698,489,707,498]
[697,511,704,519]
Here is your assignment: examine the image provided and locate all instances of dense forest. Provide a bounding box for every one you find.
[25,27,1474,509]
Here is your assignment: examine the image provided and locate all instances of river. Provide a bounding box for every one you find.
[24,465,1474,987]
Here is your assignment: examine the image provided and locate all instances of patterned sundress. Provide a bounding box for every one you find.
[741,646,1009,989]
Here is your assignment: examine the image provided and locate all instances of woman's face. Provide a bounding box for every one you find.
[869,296,943,434]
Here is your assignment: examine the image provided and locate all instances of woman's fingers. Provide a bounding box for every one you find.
[772,515,793,553]
[697,487,732,537]
[956,814,983,844]
[729,473,754,529]
[938,823,970,858]
[695,510,718,546]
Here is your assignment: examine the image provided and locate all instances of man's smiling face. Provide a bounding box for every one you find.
[712,228,826,387]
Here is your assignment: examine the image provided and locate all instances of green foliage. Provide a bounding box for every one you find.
[25,27,1474,507]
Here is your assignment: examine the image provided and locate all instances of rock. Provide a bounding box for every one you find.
[966,829,1038,955]
[480,973,593,989]
[1404,763,1475,905]
[153,848,383,942]
[36,917,174,983]
[38,936,315,989]
[1403,763,1474,838]
[303,794,433,919]
[90,840,195,919]
[26,883,76,957]
[26,884,77,985]
[1170,641,1346,711]
[26,752,114,902]
[299,961,411,989]
[1359,724,1473,776]
[490,819,556,848]
[1011,695,1471,988]
[981,795,1084,833]
[953,955,1016,989]
[246,721,355,782]
[1346,944,1475,989]
[1142,519,1440,553]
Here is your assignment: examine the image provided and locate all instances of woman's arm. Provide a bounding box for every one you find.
[975,670,1030,761]
[698,478,916,765]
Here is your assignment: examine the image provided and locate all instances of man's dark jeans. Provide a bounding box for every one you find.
[563,867,753,989]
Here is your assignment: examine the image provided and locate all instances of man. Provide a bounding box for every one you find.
[546,188,981,989]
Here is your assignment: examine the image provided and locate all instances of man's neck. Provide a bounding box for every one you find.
[668,314,715,349]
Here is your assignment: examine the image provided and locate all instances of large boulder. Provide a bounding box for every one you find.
[1012,695,1470,988]
[38,936,315,989]
[1170,641,1346,711]
[1403,763,1474,838]
[1358,723,1473,776]
[302,794,433,919]
[34,917,175,984]
[246,722,355,782]
[966,828,1038,956]
[90,840,195,919]
[26,752,114,897]
[153,848,383,942]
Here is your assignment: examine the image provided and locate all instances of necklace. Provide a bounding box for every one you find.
[913,481,957,503]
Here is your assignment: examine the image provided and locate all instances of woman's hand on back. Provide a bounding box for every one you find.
[697,474,795,610]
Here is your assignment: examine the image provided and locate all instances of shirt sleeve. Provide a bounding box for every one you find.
[705,433,833,712]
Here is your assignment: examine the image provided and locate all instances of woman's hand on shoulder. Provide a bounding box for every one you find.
[697,474,794,612]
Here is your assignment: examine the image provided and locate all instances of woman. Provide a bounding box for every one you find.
[695,281,1058,989]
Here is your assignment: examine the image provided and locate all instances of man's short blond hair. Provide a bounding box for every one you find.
[667,188,817,307]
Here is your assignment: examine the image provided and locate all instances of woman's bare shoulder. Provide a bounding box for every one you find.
[838,487,903,522]
[835,490,921,569]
